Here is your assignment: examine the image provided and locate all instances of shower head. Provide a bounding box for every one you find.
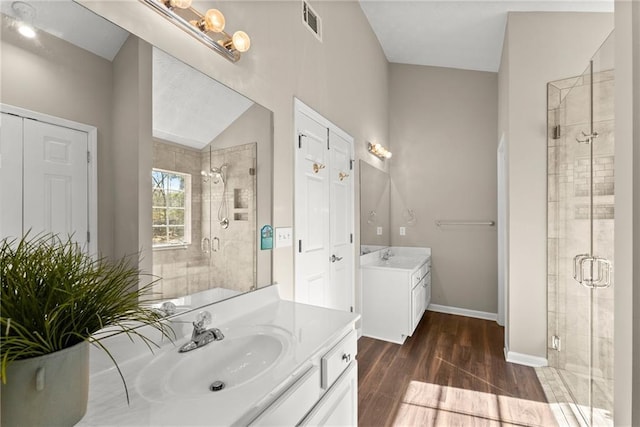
[209,164,228,184]
[210,164,228,174]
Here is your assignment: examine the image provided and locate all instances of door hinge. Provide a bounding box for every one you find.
[350,159,354,170]
[327,128,330,150]
[87,151,91,163]
[350,233,353,243]
[298,240,302,253]
[87,231,90,243]
[551,335,561,351]
[298,133,303,149]
[350,306,354,313]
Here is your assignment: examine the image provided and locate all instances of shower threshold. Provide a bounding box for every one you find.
[535,367,613,427]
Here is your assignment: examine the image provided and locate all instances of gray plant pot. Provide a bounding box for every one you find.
[1,341,90,427]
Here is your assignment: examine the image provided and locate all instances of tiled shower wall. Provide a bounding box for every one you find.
[547,69,614,415]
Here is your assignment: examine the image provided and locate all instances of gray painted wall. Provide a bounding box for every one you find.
[112,36,153,274]
[389,64,499,315]
[613,0,640,424]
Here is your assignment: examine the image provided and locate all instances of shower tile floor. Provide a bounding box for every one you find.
[535,367,613,427]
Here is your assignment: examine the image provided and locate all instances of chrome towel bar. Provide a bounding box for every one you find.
[435,220,495,227]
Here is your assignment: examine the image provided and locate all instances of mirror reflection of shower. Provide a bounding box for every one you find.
[202,164,229,229]
[150,46,272,306]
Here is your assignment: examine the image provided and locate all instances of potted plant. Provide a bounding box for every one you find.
[0,233,174,427]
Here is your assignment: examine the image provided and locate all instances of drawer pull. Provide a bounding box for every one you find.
[342,353,351,363]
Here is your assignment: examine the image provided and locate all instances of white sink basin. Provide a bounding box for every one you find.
[367,256,424,270]
[136,326,290,401]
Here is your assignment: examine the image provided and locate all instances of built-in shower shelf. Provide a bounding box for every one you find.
[234,188,250,209]
[234,212,249,221]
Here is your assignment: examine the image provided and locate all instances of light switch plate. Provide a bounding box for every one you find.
[376,226,383,235]
[275,227,293,248]
[400,227,406,236]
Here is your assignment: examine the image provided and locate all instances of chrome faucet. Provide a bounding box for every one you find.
[381,249,392,261]
[179,311,224,353]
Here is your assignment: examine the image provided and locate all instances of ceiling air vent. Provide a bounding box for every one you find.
[302,1,322,41]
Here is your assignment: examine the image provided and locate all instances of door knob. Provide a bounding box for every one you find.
[330,254,343,263]
[313,162,326,173]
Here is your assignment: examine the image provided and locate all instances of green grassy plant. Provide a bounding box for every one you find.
[0,233,174,402]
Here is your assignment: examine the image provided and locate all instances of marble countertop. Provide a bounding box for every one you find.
[78,287,359,426]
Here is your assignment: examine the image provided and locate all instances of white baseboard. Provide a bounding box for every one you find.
[427,304,497,322]
[357,327,362,339]
[504,348,548,367]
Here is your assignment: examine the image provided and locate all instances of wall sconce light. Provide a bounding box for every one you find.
[141,0,250,63]
[367,142,392,160]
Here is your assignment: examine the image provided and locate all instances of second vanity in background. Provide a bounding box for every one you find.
[361,247,431,344]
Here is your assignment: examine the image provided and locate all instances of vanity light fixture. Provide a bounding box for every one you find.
[11,2,37,39]
[367,142,392,160]
[140,0,251,63]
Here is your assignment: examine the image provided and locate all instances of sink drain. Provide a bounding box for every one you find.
[209,380,225,392]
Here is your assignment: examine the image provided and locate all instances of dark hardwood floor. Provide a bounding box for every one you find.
[357,311,558,426]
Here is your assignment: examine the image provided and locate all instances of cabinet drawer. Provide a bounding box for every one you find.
[250,365,321,426]
[321,330,357,390]
[411,263,429,286]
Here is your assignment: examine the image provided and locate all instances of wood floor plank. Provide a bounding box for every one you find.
[358,311,557,426]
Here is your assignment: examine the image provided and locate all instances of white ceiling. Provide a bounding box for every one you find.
[152,48,253,150]
[358,0,614,72]
[0,0,128,60]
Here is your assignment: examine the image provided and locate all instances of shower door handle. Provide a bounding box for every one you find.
[212,237,220,252]
[573,254,590,283]
[573,254,613,289]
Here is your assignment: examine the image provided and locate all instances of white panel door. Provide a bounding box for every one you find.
[295,112,330,306]
[0,113,24,240]
[328,130,353,312]
[22,119,89,246]
[294,100,354,312]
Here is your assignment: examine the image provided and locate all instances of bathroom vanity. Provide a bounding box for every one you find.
[78,285,359,426]
[361,247,431,344]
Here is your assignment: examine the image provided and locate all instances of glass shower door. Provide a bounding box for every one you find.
[548,33,614,427]
[201,143,258,295]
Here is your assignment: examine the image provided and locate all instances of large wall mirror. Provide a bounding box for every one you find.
[359,161,390,254]
[1,0,273,312]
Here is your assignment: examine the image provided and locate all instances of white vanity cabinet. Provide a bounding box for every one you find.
[249,329,358,426]
[79,286,361,427]
[361,248,431,344]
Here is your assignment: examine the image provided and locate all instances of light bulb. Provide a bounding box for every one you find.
[385,151,393,159]
[204,9,225,33]
[232,30,251,52]
[169,0,192,8]
[18,24,35,39]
